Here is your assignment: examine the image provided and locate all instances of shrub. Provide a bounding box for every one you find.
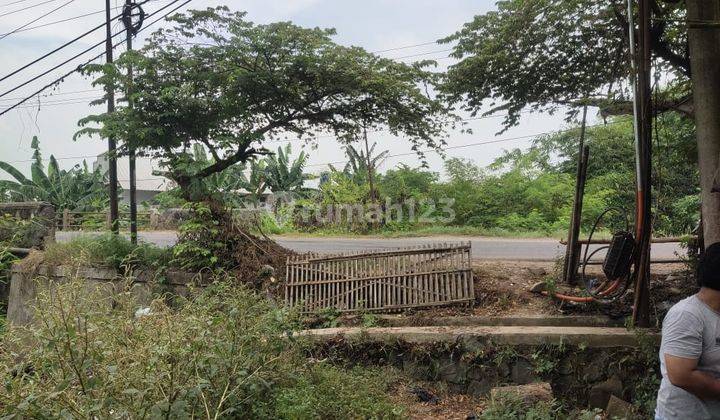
[0,278,400,418]
[41,233,171,270]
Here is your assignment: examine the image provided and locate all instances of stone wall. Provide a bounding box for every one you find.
[6,264,206,325]
[309,333,659,413]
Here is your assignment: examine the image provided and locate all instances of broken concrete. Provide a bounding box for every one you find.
[588,376,623,409]
[605,395,636,419]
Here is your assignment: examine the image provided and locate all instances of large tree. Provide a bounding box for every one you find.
[77,7,455,204]
[441,0,720,245]
[440,0,691,130]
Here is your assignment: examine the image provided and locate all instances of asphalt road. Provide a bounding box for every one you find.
[56,231,683,261]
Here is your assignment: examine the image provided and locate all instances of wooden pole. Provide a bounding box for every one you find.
[563,105,589,285]
[632,0,652,327]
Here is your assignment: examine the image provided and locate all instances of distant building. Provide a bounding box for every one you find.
[93,154,172,205]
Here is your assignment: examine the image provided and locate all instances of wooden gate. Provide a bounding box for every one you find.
[285,242,474,313]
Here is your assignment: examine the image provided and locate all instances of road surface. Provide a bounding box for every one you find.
[56,231,683,261]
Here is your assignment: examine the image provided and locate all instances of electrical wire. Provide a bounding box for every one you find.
[0,0,59,18]
[0,39,453,102]
[0,0,73,41]
[0,6,121,36]
[0,0,193,117]
[0,0,39,7]
[0,10,123,83]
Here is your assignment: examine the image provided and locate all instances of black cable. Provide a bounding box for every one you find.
[0,17,112,83]
[0,0,59,18]
[0,7,121,36]
[0,0,73,41]
[0,0,193,117]
[0,0,37,7]
[0,0,151,83]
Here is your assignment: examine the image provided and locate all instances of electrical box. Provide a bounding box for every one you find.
[602,231,635,280]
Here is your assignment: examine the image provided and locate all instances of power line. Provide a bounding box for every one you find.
[305,121,621,168]
[0,88,102,101]
[0,0,59,18]
[0,7,121,36]
[0,7,122,82]
[0,40,450,102]
[371,41,438,54]
[0,0,73,41]
[4,120,618,168]
[0,0,38,7]
[0,0,194,117]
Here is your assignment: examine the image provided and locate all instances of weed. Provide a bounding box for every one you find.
[480,392,561,419]
[317,306,341,328]
[361,312,380,328]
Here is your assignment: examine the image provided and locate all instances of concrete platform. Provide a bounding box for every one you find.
[375,315,625,328]
[300,325,658,348]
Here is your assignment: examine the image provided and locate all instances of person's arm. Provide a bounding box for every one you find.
[665,354,720,400]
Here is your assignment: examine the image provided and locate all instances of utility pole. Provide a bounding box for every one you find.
[122,0,143,244]
[687,0,720,247]
[632,0,652,327]
[105,0,119,234]
[563,104,589,285]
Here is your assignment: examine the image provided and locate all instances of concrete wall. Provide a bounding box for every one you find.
[6,264,205,325]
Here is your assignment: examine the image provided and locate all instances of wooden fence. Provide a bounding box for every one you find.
[285,242,474,313]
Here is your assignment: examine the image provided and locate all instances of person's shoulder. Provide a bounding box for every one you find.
[665,295,703,322]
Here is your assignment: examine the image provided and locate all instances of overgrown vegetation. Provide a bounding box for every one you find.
[244,115,698,237]
[39,233,171,271]
[0,279,401,418]
[0,137,108,212]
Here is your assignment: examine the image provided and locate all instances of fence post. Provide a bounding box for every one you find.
[62,208,70,230]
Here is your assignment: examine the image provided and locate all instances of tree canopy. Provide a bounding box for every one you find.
[78,7,455,200]
[440,0,691,130]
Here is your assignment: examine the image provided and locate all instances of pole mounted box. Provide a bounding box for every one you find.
[603,231,635,280]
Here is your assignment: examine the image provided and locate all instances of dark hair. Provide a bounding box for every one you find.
[698,242,720,290]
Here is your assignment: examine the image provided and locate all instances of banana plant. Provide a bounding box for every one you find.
[0,136,108,211]
[263,144,315,198]
[332,143,389,186]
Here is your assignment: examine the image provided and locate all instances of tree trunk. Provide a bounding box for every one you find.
[687,0,720,247]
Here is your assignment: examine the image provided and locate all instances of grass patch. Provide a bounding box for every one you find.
[41,234,172,270]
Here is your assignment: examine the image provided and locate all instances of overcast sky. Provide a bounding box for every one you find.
[0,0,585,184]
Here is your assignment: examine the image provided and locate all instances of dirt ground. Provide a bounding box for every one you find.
[388,380,487,420]
[325,260,696,328]
[469,260,693,323]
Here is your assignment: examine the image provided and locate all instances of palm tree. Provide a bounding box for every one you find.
[0,137,108,211]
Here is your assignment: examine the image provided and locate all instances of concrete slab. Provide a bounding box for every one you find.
[299,325,658,348]
[376,315,625,328]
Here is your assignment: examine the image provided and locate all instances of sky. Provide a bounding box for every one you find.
[0,0,585,187]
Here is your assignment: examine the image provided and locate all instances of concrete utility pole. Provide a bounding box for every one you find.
[687,0,720,248]
[105,0,119,234]
[632,0,652,327]
[122,0,141,244]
